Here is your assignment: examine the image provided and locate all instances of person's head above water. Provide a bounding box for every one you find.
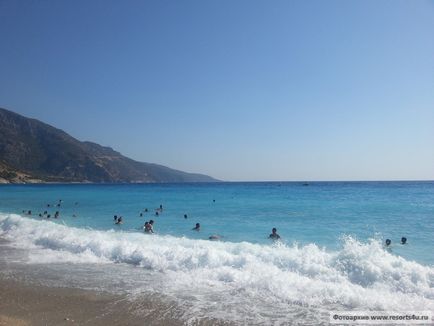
[269,227,280,240]
[149,220,154,225]
[401,237,407,244]
[385,239,391,246]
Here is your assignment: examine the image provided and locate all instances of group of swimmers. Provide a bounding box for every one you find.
[26,199,282,242]
[114,206,160,233]
[111,200,284,241]
[385,237,407,247]
[23,199,75,219]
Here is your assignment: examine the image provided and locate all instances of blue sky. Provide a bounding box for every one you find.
[1,0,433,181]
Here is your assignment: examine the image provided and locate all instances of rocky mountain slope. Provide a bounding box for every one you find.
[0,108,217,183]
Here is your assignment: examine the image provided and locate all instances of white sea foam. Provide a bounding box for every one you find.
[1,213,434,323]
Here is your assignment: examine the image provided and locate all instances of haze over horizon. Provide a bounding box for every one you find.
[1,0,433,182]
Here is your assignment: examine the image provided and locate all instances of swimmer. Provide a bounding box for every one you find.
[209,235,221,241]
[28,210,32,215]
[184,214,188,219]
[385,239,391,246]
[160,204,163,210]
[155,211,159,216]
[149,220,154,233]
[144,221,154,233]
[144,221,151,233]
[140,212,143,217]
[113,215,118,221]
[38,213,42,217]
[144,208,148,212]
[269,228,280,240]
[401,237,407,245]
[192,223,200,231]
[54,211,59,218]
[115,216,123,224]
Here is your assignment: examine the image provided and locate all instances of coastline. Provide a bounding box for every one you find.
[0,234,228,326]
[0,277,125,326]
[0,277,161,326]
[0,252,235,326]
[0,277,236,326]
[1,181,434,325]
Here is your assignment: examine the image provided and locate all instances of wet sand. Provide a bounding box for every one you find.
[0,277,235,326]
[0,278,180,326]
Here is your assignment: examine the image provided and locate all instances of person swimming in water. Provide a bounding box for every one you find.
[269,228,280,240]
[184,214,188,219]
[148,220,154,233]
[401,237,407,244]
[385,239,391,246]
[144,221,152,233]
[115,216,123,224]
[192,223,200,231]
[209,234,221,241]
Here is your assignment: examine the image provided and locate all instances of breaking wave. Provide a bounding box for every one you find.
[1,213,434,323]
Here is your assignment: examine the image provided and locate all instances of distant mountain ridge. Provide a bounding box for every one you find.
[0,108,218,183]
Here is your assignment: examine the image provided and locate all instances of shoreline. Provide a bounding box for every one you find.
[0,275,234,326]
[0,277,152,326]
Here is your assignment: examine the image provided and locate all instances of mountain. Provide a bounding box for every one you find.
[0,108,218,183]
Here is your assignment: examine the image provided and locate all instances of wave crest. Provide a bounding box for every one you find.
[1,213,434,313]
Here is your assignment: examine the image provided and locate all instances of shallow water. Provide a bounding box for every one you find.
[0,182,433,324]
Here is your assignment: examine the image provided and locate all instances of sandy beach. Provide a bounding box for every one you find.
[0,276,236,326]
[0,278,150,326]
[0,233,236,326]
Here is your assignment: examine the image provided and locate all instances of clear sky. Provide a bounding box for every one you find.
[1,0,433,181]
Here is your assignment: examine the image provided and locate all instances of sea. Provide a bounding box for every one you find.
[1,182,433,325]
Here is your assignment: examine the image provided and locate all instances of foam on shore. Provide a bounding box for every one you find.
[1,213,434,323]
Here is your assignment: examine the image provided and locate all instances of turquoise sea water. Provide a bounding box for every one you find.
[1,182,433,324]
[1,182,433,263]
